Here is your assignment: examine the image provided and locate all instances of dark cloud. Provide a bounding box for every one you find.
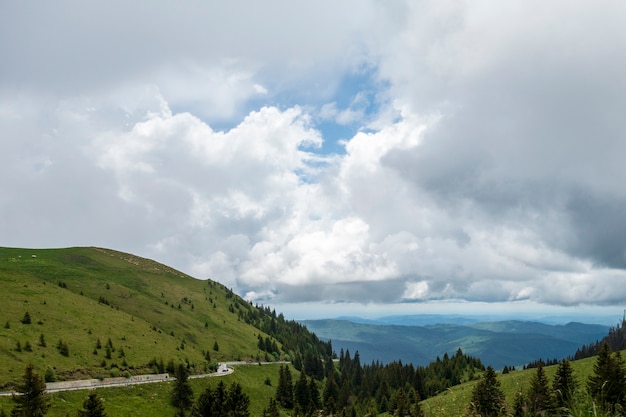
[2,1,626,315]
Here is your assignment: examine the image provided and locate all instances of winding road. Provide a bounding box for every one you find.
[0,363,235,396]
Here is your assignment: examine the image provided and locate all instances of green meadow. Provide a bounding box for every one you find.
[0,247,274,387]
[0,246,618,416]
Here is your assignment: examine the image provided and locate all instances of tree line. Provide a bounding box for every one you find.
[468,341,626,416]
[268,347,483,416]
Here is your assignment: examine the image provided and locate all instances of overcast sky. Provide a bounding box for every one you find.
[2,1,626,320]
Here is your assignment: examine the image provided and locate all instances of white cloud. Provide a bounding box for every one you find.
[402,281,429,301]
[2,1,626,316]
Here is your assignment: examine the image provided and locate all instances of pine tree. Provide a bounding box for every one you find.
[294,371,310,412]
[191,384,215,417]
[21,312,31,325]
[527,362,554,416]
[323,372,339,415]
[392,388,410,417]
[171,363,193,412]
[276,364,294,409]
[308,377,321,412]
[553,358,577,410]
[588,342,626,409]
[11,364,50,416]
[79,392,106,417]
[468,365,505,417]
[262,397,280,417]
[512,391,526,417]
[226,382,250,417]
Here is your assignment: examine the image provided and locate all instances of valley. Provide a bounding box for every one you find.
[1,246,623,416]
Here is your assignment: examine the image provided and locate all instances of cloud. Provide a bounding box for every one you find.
[2,1,626,314]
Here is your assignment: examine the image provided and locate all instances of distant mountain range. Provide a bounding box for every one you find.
[301,318,609,369]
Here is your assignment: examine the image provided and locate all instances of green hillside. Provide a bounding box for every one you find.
[0,362,291,416]
[1,246,621,417]
[0,247,325,390]
[421,353,605,416]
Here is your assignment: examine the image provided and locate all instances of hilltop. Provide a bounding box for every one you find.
[0,247,329,389]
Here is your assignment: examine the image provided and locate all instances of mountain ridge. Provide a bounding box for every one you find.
[301,318,608,369]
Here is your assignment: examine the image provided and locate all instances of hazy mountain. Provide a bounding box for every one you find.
[302,318,609,369]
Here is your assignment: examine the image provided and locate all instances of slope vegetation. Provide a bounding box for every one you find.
[0,247,326,390]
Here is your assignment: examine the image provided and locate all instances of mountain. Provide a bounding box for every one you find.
[0,246,329,389]
[301,318,609,369]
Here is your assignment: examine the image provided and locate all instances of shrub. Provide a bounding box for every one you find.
[44,366,56,382]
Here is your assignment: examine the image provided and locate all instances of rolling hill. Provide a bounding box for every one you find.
[0,246,327,390]
[301,318,608,369]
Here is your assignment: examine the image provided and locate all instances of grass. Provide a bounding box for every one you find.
[0,246,618,416]
[0,363,294,416]
[421,353,611,416]
[0,247,278,389]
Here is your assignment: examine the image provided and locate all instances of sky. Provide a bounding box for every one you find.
[2,1,626,322]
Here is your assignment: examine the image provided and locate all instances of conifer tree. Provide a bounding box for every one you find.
[308,377,321,412]
[553,358,577,410]
[588,342,626,409]
[79,392,106,417]
[21,312,31,325]
[226,382,250,417]
[392,388,410,417]
[468,365,505,417]
[191,385,215,417]
[375,378,391,412]
[512,391,526,417]
[262,397,279,417]
[276,364,293,409]
[11,364,50,416]
[527,362,554,416]
[323,372,339,415]
[293,371,310,412]
[171,363,193,413]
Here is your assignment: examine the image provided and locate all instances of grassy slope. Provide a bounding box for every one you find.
[0,247,272,388]
[421,354,601,416]
[0,362,291,416]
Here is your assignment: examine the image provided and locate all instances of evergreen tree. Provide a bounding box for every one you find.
[527,362,554,416]
[171,363,194,413]
[588,342,626,409]
[21,312,31,325]
[376,379,391,413]
[553,358,577,410]
[11,364,50,416]
[293,371,310,412]
[212,381,227,416]
[323,372,339,415]
[262,397,279,417]
[79,392,106,417]
[512,391,526,417]
[276,364,294,409]
[226,382,250,417]
[308,377,321,412]
[192,381,243,417]
[391,388,410,417]
[191,384,216,417]
[468,366,505,417]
